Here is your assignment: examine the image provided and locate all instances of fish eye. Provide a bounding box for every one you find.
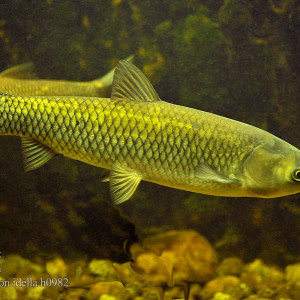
[292,169,300,182]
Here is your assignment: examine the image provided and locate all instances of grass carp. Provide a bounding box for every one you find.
[0,60,300,203]
[0,58,129,97]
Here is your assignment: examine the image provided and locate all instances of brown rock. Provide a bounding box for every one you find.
[201,275,250,299]
[217,257,244,276]
[285,263,300,284]
[127,230,218,287]
[241,259,284,291]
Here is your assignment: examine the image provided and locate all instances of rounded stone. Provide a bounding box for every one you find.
[129,230,218,286]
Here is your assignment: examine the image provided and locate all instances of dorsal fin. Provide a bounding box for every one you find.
[0,62,37,79]
[111,60,161,102]
[93,54,135,89]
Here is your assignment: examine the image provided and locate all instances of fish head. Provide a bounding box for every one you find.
[242,139,300,198]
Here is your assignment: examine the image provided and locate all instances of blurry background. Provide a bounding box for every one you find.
[0,0,299,266]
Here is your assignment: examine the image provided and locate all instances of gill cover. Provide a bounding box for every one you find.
[242,145,283,196]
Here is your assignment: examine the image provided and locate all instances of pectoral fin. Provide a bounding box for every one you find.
[21,137,56,171]
[109,164,142,204]
[195,163,240,185]
[0,63,37,79]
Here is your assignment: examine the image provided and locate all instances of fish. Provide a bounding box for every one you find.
[0,59,300,204]
[0,55,133,97]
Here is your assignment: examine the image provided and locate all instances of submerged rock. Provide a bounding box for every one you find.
[46,257,67,277]
[0,284,17,300]
[275,282,300,299]
[1,231,300,299]
[285,262,300,284]
[128,230,218,286]
[201,275,250,299]
[217,257,244,276]
[241,259,285,291]
[212,292,235,300]
[0,254,42,279]
[26,286,45,299]
[88,259,117,281]
[86,281,125,299]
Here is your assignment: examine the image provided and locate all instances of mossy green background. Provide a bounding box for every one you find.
[0,0,299,266]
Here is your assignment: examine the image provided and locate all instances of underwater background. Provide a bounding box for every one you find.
[0,0,299,299]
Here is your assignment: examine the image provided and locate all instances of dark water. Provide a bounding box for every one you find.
[0,1,299,299]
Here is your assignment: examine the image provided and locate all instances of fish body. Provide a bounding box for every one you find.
[0,59,127,97]
[0,76,106,96]
[1,60,300,203]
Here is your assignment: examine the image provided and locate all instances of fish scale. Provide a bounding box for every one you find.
[1,60,300,203]
[1,93,253,182]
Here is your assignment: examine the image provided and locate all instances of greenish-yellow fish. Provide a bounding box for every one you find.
[0,56,133,97]
[1,60,300,204]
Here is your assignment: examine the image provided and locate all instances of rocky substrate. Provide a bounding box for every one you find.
[0,230,299,300]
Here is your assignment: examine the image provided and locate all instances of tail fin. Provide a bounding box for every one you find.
[92,55,134,89]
